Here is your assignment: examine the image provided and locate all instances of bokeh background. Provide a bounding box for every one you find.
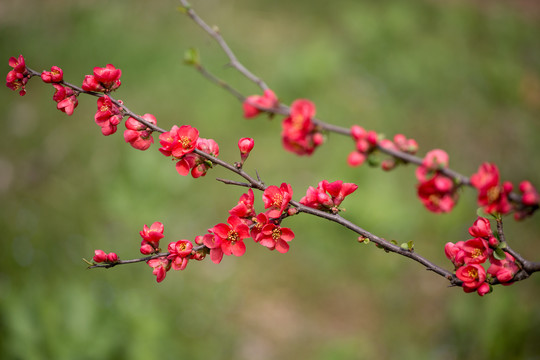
[1,0,540,359]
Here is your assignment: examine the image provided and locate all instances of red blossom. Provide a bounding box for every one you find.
[210,216,250,258]
[147,257,171,283]
[202,233,223,264]
[167,240,193,270]
[258,223,294,253]
[93,249,108,263]
[229,188,256,220]
[238,137,254,164]
[41,66,63,83]
[175,137,219,178]
[95,95,123,136]
[417,173,457,213]
[468,217,492,238]
[347,125,379,167]
[250,213,269,242]
[456,264,487,293]
[51,84,78,116]
[159,125,199,158]
[415,149,449,182]
[281,99,323,155]
[262,183,293,218]
[462,238,490,264]
[470,163,512,215]
[139,221,164,255]
[6,55,29,96]
[487,252,519,284]
[124,114,156,151]
[300,180,358,213]
[82,64,122,92]
[444,241,466,268]
[243,89,278,118]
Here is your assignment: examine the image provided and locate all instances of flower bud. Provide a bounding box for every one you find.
[93,249,107,263]
[238,137,254,163]
[107,252,118,262]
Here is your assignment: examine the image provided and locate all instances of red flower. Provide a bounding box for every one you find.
[41,66,63,83]
[417,173,457,213]
[6,55,29,96]
[262,183,293,218]
[514,181,539,220]
[82,64,121,92]
[159,125,199,158]
[147,257,171,283]
[415,149,449,182]
[487,252,519,284]
[470,163,512,215]
[124,114,156,151]
[258,223,294,253]
[347,125,379,167]
[238,137,254,164]
[95,95,123,135]
[456,264,486,293]
[444,241,466,268]
[462,238,490,264]
[93,249,108,263]
[175,138,219,178]
[202,233,223,264]
[281,99,323,155]
[468,217,492,238]
[167,240,193,271]
[210,216,250,258]
[139,221,164,255]
[229,188,256,220]
[250,213,269,242]
[243,89,278,118]
[300,180,358,213]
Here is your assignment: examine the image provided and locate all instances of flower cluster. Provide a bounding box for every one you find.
[378,134,419,171]
[159,125,219,177]
[347,125,379,167]
[299,180,358,214]
[93,249,119,263]
[514,181,540,220]
[445,216,520,296]
[52,83,79,116]
[41,66,63,83]
[94,95,123,135]
[243,89,279,118]
[415,149,457,213]
[140,222,207,283]
[6,55,29,96]
[281,99,324,155]
[124,114,156,150]
[470,163,513,216]
[82,64,122,93]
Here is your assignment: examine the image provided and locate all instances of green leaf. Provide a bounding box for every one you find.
[367,153,381,167]
[183,47,200,66]
[493,247,506,261]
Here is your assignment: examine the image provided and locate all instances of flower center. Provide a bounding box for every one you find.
[272,228,281,240]
[227,230,239,244]
[272,193,283,208]
[179,136,192,149]
[468,268,478,280]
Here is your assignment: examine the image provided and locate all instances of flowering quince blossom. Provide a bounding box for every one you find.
[462,238,490,264]
[470,162,513,215]
[139,221,165,255]
[124,114,156,150]
[281,99,324,156]
[263,183,293,218]
[468,216,498,247]
[82,64,122,92]
[6,55,29,96]
[210,216,250,258]
[243,89,279,118]
[95,95,123,135]
[41,66,63,83]
[456,263,487,293]
[229,188,256,222]
[347,125,379,167]
[167,239,193,270]
[238,137,254,165]
[487,252,519,284]
[300,180,358,213]
[258,223,294,253]
[378,134,418,171]
[250,213,269,242]
[202,233,224,264]
[93,249,118,263]
[147,257,171,283]
[514,180,540,220]
[415,149,457,213]
[159,125,199,158]
[53,84,79,116]
[175,138,219,178]
[444,241,466,268]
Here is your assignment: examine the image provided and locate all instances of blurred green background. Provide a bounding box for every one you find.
[2,0,540,359]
